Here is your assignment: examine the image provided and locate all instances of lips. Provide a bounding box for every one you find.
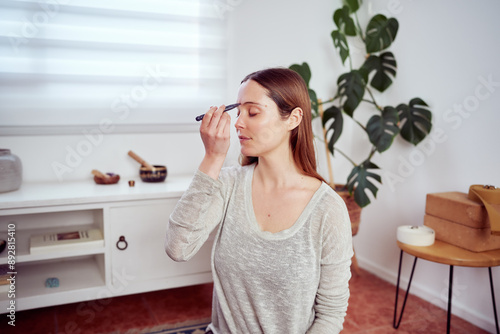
[238,134,250,142]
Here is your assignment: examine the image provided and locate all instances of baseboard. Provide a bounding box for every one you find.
[356,255,496,333]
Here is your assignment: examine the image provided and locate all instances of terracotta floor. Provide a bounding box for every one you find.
[344,269,489,334]
[0,269,490,334]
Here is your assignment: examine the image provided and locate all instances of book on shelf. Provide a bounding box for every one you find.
[30,229,104,254]
[0,267,9,292]
[0,264,10,285]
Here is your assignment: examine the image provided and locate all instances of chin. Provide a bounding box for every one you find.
[240,147,257,158]
[240,149,252,157]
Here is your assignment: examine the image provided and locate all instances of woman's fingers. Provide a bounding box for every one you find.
[202,105,229,134]
[200,106,218,127]
[199,105,231,156]
[216,108,230,134]
[198,105,230,179]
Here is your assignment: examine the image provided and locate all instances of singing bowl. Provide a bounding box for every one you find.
[94,174,120,185]
[140,165,167,182]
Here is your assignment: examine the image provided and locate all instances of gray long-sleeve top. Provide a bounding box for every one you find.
[166,164,353,334]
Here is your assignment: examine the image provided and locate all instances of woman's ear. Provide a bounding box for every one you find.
[288,107,303,131]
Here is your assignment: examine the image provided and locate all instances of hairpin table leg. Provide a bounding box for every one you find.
[489,267,500,334]
[447,265,454,334]
[393,249,418,329]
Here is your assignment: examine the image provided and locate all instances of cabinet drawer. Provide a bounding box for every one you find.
[109,200,212,289]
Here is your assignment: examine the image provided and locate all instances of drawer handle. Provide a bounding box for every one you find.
[116,236,128,250]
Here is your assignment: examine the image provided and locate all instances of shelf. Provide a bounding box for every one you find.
[0,224,104,265]
[0,255,105,302]
[0,176,192,211]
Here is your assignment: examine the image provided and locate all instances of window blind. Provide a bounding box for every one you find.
[0,0,227,134]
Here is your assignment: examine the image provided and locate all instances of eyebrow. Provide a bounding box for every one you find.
[239,101,266,107]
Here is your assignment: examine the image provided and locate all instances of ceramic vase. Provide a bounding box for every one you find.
[0,149,23,193]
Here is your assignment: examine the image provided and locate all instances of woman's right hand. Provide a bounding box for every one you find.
[198,105,231,179]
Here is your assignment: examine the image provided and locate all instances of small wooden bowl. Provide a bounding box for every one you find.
[94,174,120,185]
[140,165,167,182]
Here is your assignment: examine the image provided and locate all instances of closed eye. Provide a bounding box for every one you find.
[236,107,258,118]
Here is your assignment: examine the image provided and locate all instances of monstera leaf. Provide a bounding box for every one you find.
[322,105,343,156]
[397,98,432,145]
[366,107,400,152]
[289,62,311,86]
[331,30,350,64]
[347,160,381,208]
[289,62,319,115]
[333,6,356,36]
[337,70,365,116]
[308,89,319,117]
[365,15,399,53]
[360,52,397,92]
[289,2,433,208]
[342,0,361,12]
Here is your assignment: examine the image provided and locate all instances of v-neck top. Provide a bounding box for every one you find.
[166,164,353,334]
[245,164,326,240]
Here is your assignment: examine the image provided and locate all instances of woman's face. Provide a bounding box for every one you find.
[235,80,290,159]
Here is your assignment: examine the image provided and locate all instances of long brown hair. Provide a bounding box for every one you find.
[239,67,326,183]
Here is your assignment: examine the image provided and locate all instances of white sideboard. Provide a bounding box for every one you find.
[0,176,213,313]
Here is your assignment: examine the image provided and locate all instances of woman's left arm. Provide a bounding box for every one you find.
[307,197,353,334]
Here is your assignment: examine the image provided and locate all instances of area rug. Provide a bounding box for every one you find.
[145,321,209,334]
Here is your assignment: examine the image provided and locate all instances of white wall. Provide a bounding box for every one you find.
[1,132,205,183]
[226,0,500,332]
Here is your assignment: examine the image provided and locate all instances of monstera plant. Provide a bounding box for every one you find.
[291,0,432,208]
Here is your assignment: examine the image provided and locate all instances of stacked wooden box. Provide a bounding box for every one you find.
[424,191,500,252]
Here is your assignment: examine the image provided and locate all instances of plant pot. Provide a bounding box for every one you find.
[332,184,362,236]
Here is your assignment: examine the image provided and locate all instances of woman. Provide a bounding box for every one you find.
[165,68,353,334]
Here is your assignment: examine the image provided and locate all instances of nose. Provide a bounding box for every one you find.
[234,114,244,130]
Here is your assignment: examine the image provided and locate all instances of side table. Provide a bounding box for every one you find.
[393,239,500,333]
